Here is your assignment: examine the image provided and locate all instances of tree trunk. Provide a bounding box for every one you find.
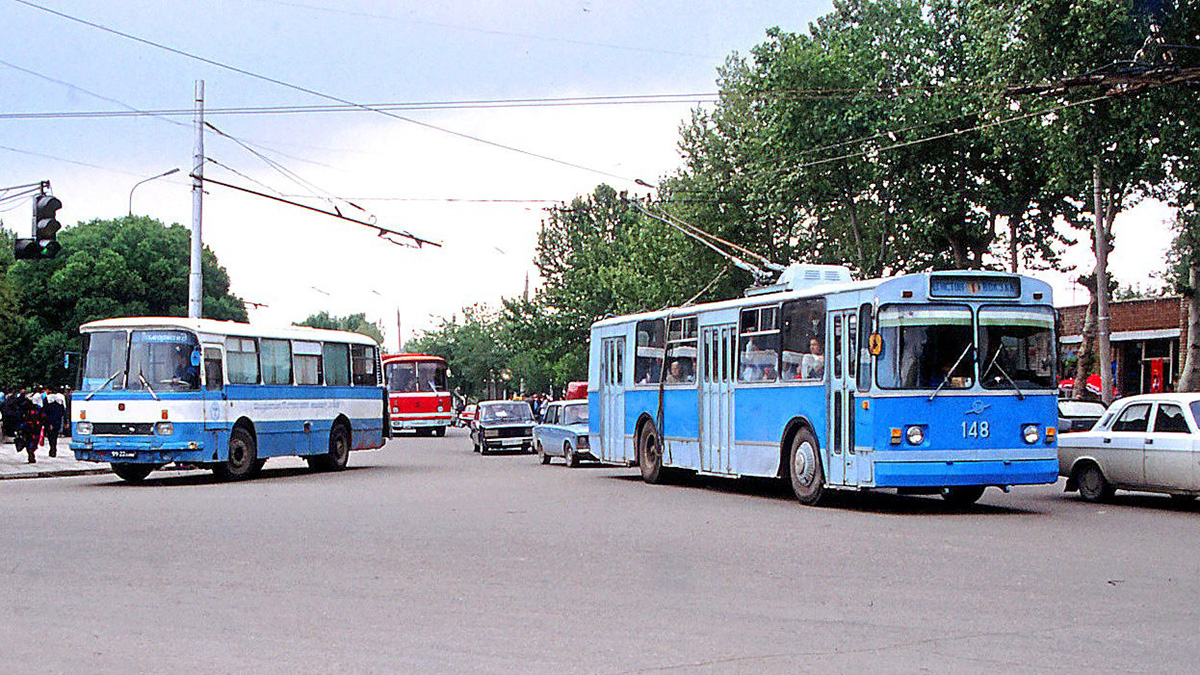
[1072,292,1097,401]
[1178,263,1200,391]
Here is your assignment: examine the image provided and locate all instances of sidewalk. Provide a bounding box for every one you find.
[0,438,111,480]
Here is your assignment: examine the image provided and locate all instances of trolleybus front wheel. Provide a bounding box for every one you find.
[213,427,258,482]
[111,463,156,484]
[788,428,826,506]
[940,485,986,506]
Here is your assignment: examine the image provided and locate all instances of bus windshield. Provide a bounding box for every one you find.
[978,307,1056,390]
[80,329,201,392]
[387,360,448,393]
[877,305,974,389]
[80,330,129,391]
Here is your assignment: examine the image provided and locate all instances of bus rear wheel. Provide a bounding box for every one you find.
[309,424,351,472]
[213,427,257,481]
[941,485,986,506]
[788,428,826,506]
[111,463,155,484]
[638,424,665,484]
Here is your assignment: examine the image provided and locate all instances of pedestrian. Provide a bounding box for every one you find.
[43,388,65,458]
[0,389,18,442]
[13,392,41,463]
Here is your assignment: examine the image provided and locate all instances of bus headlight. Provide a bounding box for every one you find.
[76,421,93,436]
[155,421,174,436]
[1022,424,1039,444]
[905,425,924,445]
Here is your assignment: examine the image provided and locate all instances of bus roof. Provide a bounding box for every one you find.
[381,353,446,363]
[79,317,380,345]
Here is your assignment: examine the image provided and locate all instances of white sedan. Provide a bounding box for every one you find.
[1058,393,1200,503]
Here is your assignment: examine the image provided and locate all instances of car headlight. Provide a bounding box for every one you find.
[1022,424,1039,444]
[76,421,93,436]
[155,421,174,436]
[577,435,589,449]
[484,429,499,438]
[906,425,924,445]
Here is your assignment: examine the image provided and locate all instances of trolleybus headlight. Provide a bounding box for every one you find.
[76,421,93,436]
[1022,424,1039,444]
[155,421,174,436]
[905,425,924,445]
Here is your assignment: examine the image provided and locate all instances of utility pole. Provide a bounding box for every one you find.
[1093,164,1113,405]
[188,80,205,319]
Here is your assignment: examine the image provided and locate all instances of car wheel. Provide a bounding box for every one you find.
[537,442,550,465]
[788,428,826,506]
[941,485,986,506]
[1169,494,1196,506]
[1076,463,1114,502]
[565,442,579,468]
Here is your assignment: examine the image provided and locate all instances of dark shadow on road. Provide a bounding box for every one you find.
[606,472,1041,516]
[88,463,407,488]
[1069,492,1200,513]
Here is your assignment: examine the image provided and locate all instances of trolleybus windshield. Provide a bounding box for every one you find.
[877,305,974,390]
[978,307,1056,390]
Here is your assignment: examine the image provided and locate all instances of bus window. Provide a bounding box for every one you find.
[323,343,350,386]
[387,361,416,392]
[977,307,1056,390]
[738,305,780,382]
[417,360,448,392]
[635,319,664,385]
[666,317,697,384]
[877,305,973,389]
[293,341,322,386]
[226,337,260,385]
[204,347,224,391]
[351,344,378,386]
[80,330,129,391]
[857,303,873,391]
[847,314,858,381]
[833,315,843,379]
[260,339,293,385]
[127,330,200,391]
[780,298,826,381]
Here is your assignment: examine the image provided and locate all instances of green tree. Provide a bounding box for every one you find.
[405,304,508,400]
[0,216,246,388]
[296,311,384,344]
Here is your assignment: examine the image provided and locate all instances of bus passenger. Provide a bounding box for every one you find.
[801,338,825,379]
[665,360,686,384]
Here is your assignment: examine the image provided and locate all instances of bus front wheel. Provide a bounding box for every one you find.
[111,463,155,484]
[788,429,826,506]
[309,424,351,472]
[214,427,258,481]
[638,424,664,484]
[941,485,986,506]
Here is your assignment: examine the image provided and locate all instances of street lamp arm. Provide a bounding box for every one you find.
[128,167,181,216]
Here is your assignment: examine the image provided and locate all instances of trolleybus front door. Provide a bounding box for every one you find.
[699,324,735,474]
[828,311,857,485]
[599,336,627,464]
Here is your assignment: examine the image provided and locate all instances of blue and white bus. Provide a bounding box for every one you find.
[71,317,387,483]
[588,265,1059,505]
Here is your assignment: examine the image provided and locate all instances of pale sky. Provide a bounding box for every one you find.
[0,1,1176,350]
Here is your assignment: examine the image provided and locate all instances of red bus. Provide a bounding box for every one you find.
[383,354,453,436]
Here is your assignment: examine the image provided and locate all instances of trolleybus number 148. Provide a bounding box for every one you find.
[962,421,990,439]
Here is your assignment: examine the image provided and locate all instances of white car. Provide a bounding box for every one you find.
[1058,393,1200,503]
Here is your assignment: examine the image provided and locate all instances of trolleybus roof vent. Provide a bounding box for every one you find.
[745,263,852,296]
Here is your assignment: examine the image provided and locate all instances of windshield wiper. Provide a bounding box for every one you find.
[85,370,123,400]
[982,345,1024,400]
[137,371,160,401]
[929,344,975,402]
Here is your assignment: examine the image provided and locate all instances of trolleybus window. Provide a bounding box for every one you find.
[261,338,293,385]
[857,303,872,391]
[324,342,351,386]
[780,298,826,381]
[739,306,780,382]
[665,317,697,384]
[877,305,973,389]
[127,330,200,391]
[226,337,260,384]
[293,341,323,386]
[80,330,129,391]
[977,307,1055,390]
[351,344,378,386]
[635,319,665,385]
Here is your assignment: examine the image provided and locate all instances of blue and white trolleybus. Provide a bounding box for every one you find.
[588,265,1059,505]
[71,317,386,483]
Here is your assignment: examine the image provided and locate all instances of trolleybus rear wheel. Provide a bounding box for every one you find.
[111,463,155,484]
[638,423,665,484]
[213,427,257,482]
[788,428,826,506]
[1076,463,1114,502]
[941,485,986,506]
[308,424,350,472]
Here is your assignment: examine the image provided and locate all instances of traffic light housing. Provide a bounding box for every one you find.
[14,190,62,260]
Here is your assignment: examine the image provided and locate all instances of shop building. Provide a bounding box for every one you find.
[1058,297,1185,397]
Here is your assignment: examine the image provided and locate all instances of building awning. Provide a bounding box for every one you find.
[1059,328,1180,345]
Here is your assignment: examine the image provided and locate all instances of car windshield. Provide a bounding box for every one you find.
[978,307,1056,390]
[562,404,589,425]
[126,330,202,392]
[480,402,533,422]
[1059,401,1106,418]
[876,305,974,389]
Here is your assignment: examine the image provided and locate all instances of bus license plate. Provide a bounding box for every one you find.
[111,451,138,459]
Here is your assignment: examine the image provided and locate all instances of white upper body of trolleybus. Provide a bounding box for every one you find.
[588,264,1060,506]
[70,317,387,483]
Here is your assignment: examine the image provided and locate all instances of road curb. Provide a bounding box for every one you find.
[0,467,112,481]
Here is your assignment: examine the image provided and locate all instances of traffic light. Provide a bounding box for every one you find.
[14,190,62,260]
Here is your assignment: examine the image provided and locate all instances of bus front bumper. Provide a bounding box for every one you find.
[391,416,453,431]
[71,437,211,464]
[872,457,1058,488]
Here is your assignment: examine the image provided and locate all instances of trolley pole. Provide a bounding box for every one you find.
[188,80,205,319]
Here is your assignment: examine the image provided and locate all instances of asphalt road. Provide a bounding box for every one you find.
[2,427,1197,674]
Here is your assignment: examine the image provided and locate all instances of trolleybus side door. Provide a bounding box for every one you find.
[828,312,857,486]
[699,324,736,474]
[599,336,627,463]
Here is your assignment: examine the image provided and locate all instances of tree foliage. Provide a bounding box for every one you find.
[296,311,384,344]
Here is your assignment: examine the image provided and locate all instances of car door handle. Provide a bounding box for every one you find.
[1146,438,1154,445]
[1103,438,1112,443]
